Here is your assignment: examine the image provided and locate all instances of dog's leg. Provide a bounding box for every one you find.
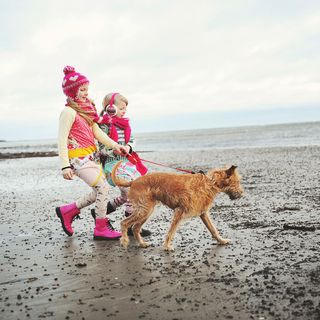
[200,212,230,245]
[132,217,150,248]
[133,200,156,248]
[163,209,184,251]
[120,215,132,248]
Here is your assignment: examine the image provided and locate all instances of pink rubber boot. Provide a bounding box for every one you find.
[55,202,80,236]
[93,217,122,240]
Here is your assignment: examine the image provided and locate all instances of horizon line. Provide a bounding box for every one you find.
[1,119,319,143]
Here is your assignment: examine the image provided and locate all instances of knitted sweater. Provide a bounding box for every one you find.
[58,107,117,169]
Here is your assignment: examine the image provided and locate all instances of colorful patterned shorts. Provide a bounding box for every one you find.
[70,152,100,170]
[104,160,141,187]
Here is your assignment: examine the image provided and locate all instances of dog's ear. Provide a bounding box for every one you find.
[225,165,237,177]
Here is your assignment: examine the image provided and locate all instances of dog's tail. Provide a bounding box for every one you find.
[111,161,133,187]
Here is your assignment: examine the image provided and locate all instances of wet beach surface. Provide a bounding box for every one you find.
[0,146,319,320]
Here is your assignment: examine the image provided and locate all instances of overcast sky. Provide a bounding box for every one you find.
[1,0,319,140]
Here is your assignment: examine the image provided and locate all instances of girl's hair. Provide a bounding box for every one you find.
[66,98,96,126]
[100,93,128,116]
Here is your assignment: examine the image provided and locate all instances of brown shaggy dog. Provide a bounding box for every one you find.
[111,162,244,251]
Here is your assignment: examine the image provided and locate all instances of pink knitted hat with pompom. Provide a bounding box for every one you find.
[62,66,89,99]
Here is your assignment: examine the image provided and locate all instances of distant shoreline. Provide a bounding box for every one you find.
[1,121,319,158]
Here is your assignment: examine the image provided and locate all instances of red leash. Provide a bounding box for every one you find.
[124,150,201,175]
[124,151,195,174]
[139,158,195,174]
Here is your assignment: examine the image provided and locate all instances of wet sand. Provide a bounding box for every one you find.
[0,146,319,320]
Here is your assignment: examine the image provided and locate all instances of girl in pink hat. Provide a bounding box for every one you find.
[56,66,127,240]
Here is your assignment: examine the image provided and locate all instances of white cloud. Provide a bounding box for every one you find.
[0,0,319,139]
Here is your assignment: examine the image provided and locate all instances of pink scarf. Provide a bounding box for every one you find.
[76,99,99,120]
[100,114,131,144]
[65,99,99,121]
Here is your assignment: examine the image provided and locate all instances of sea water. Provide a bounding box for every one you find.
[0,121,319,155]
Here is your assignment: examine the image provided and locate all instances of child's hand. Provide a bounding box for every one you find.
[62,168,74,180]
[114,145,131,155]
[113,144,128,156]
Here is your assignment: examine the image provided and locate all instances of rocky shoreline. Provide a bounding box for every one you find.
[0,151,58,159]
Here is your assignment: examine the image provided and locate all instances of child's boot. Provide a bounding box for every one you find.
[55,202,80,236]
[125,211,152,237]
[90,202,115,220]
[93,217,122,240]
[106,202,116,214]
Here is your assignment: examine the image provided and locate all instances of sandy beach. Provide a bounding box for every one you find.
[0,146,319,320]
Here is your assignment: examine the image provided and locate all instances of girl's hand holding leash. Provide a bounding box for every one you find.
[113,145,131,155]
[62,167,74,180]
[113,143,128,156]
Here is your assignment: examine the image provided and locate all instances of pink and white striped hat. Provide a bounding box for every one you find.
[62,66,89,99]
